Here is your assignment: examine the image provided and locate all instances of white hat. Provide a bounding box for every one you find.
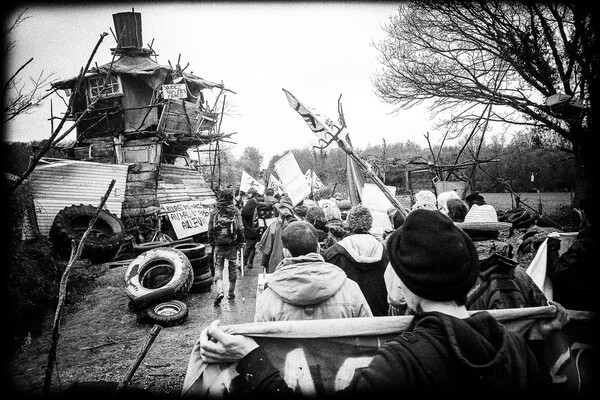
[414,190,437,204]
[455,204,512,232]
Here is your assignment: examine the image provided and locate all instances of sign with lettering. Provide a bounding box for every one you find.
[160,200,214,238]
[162,84,188,100]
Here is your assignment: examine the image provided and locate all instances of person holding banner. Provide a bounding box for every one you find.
[200,209,565,396]
[254,221,372,322]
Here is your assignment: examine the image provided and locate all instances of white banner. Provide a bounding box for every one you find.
[361,183,396,212]
[161,200,214,238]
[275,152,310,206]
[274,152,303,185]
[361,183,397,237]
[240,170,265,194]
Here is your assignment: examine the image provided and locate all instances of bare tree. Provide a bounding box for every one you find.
[2,9,55,126]
[372,1,598,203]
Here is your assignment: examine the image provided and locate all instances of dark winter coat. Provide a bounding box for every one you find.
[321,233,388,316]
[241,197,262,240]
[547,225,598,311]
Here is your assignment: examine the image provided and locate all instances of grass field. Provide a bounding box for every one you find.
[396,191,574,215]
[480,191,574,214]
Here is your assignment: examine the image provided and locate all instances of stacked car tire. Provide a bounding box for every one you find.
[171,243,212,293]
[124,247,194,327]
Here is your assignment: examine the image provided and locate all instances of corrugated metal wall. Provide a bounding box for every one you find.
[29,158,128,236]
[157,164,215,206]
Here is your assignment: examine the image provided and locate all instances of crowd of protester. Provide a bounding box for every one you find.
[202,183,594,396]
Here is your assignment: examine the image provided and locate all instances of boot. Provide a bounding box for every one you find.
[214,280,224,306]
[228,281,236,299]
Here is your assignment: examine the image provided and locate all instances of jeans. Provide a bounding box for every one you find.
[213,245,238,295]
[243,238,259,267]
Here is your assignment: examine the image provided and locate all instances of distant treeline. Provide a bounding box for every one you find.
[265,132,576,195]
[2,131,576,196]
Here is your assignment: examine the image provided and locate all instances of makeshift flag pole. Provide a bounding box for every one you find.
[282,88,407,217]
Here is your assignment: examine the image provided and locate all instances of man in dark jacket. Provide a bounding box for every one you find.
[321,205,388,316]
[546,194,598,311]
[241,187,265,270]
[200,209,565,396]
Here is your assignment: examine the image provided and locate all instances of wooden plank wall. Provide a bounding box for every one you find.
[157,164,215,205]
[122,162,160,218]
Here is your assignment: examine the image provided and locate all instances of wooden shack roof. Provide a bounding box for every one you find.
[52,55,225,94]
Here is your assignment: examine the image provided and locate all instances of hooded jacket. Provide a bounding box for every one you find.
[257,213,297,273]
[237,311,543,396]
[254,253,373,321]
[321,234,388,316]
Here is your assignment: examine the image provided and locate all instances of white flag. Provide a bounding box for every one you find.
[305,169,324,190]
[240,170,265,194]
[268,174,284,194]
[283,88,338,147]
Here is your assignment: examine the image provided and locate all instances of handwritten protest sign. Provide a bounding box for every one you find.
[162,84,187,99]
[161,200,214,238]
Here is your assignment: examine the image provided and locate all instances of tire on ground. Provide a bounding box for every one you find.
[192,264,211,277]
[144,300,189,327]
[125,247,194,300]
[133,241,171,256]
[193,271,212,282]
[172,243,206,259]
[189,253,209,269]
[128,287,177,312]
[190,279,212,293]
[49,204,125,262]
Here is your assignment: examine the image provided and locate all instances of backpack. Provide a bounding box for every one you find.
[212,208,237,245]
[466,254,545,310]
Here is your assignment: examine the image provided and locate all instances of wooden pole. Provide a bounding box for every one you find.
[113,324,162,396]
[43,180,116,395]
[335,137,407,218]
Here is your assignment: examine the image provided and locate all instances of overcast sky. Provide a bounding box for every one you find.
[5,1,438,167]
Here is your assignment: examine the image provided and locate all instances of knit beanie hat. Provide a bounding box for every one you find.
[346,205,372,233]
[386,209,480,301]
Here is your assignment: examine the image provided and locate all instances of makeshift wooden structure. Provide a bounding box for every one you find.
[47,10,234,241]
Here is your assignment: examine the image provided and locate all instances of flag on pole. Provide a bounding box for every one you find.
[304,169,324,190]
[283,88,338,147]
[267,173,284,195]
[240,170,265,194]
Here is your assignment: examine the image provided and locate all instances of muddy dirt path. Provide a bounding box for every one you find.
[8,256,261,399]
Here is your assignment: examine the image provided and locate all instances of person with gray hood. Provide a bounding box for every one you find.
[200,209,565,397]
[321,205,388,316]
[254,221,372,322]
